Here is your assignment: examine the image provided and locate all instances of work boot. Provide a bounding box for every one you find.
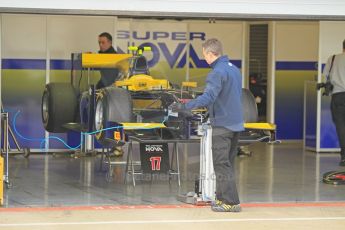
[211,199,223,207]
[211,203,242,212]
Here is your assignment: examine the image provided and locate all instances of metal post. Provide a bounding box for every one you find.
[124,142,130,184]
[85,134,94,153]
[79,84,96,155]
[130,143,136,187]
[0,156,3,205]
[201,124,215,201]
[175,142,181,187]
[2,113,10,186]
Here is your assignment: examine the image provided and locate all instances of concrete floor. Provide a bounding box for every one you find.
[1,203,345,229]
[1,141,345,229]
[3,141,345,207]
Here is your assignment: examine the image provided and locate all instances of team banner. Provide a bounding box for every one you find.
[139,143,170,174]
[116,19,243,87]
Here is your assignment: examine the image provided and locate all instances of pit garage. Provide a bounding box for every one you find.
[1,1,345,229]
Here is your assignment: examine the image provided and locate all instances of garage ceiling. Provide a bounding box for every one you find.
[0,0,345,20]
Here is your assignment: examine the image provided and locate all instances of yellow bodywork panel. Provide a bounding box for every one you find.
[191,108,207,113]
[244,123,276,130]
[0,156,3,206]
[122,123,166,130]
[116,74,171,91]
[81,53,132,68]
[182,81,197,88]
[128,46,152,55]
[133,99,162,109]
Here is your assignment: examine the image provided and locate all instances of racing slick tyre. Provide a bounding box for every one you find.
[42,83,77,133]
[94,87,132,146]
[242,88,258,123]
[79,91,90,130]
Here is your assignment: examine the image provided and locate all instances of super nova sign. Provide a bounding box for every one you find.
[116,30,208,69]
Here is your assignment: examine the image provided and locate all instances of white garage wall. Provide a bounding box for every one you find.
[187,20,244,86]
[274,22,319,140]
[47,15,117,86]
[1,0,345,18]
[276,22,319,62]
[319,21,345,65]
[188,21,243,60]
[1,14,47,149]
[48,16,116,59]
[1,14,46,59]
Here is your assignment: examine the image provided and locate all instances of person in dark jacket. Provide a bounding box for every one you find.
[178,38,244,212]
[97,32,123,156]
[96,32,119,89]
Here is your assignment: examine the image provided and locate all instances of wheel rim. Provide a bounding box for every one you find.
[42,91,49,125]
[95,99,104,132]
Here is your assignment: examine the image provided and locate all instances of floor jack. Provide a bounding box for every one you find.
[177,123,216,205]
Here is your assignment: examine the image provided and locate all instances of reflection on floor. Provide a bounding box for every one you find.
[3,141,345,207]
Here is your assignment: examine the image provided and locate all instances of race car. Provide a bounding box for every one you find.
[41,46,276,149]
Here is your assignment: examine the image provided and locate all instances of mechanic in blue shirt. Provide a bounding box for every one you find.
[186,38,244,212]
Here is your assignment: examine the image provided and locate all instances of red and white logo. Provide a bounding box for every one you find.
[150,156,162,170]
